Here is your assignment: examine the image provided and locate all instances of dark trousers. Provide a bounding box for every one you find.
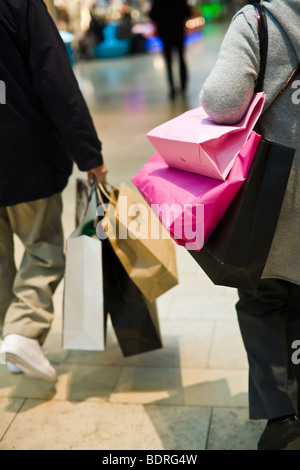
[236,278,300,420]
[161,37,187,96]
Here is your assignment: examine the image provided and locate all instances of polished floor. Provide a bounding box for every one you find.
[0,23,266,450]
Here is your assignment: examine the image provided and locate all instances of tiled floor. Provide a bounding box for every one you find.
[0,22,266,450]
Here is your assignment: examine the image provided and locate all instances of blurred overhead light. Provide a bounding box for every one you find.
[186,16,205,29]
[131,9,140,20]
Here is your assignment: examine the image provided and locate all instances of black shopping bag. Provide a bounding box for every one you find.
[188,139,295,291]
[102,237,162,357]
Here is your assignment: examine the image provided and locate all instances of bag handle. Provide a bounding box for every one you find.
[254,3,268,93]
[96,182,117,206]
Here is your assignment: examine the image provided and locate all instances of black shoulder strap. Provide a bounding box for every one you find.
[254,3,268,93]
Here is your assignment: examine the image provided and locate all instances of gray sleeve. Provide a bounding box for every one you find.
[199,7,260,124]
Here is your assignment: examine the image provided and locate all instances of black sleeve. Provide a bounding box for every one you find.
[20,0,104,171]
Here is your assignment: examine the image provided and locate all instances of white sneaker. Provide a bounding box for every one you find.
[3,334,57,382]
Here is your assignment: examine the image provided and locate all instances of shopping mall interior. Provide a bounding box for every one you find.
[0,0,267,451]
[45,0,248,61]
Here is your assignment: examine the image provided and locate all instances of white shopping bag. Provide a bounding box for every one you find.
[0,340,5,364]
[63,186,105,351]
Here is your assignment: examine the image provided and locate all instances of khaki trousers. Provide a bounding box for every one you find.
[0,193,65,345]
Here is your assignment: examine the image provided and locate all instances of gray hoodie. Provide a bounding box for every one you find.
[200,0,300,285]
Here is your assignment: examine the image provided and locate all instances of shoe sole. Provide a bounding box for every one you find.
[5,352,57,383]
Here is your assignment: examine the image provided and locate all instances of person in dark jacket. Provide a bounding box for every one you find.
[150,0,191,99]
[0,0,107,382]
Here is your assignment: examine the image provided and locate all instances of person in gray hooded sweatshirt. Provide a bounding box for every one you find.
[200,0,300,450]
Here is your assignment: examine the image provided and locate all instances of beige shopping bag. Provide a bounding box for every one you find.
[98,182,178,303]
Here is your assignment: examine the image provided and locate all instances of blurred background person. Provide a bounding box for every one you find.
[79,7,106,60]
[117,11,134,41]
[149,0,192,100]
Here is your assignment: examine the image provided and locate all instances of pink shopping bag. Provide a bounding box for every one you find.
[147,93,265,181]
[132,131,262,251]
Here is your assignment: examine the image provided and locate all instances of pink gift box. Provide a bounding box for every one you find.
[147,93,265,181]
